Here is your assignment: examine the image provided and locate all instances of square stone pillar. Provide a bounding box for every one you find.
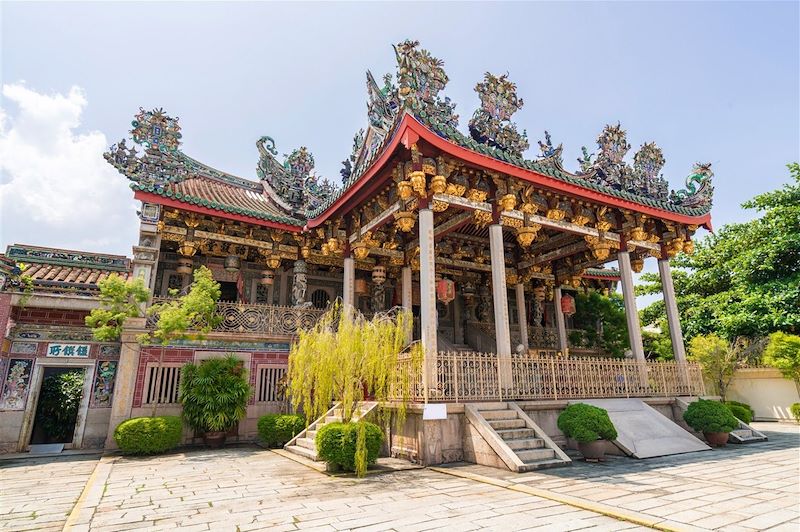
[515,283,528,351]
[401,266,413,343]
[554,286,569,354]
[658,258,686,362]
[105,318,147,449]
[618,250,646,361]
[489,224,512,393]
[343,255,355,309]
[418,208,438,397]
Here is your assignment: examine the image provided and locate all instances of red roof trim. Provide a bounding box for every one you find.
[308,114,712,230]
[134,191,303,233]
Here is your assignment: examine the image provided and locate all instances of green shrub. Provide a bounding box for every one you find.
[790,403,800,423]
[557,403,618,443]
[179,355,251,433]
[683,399,739,433]
[257,414,305,448]
[114,416,182,455]
[724,403,752,424]
[724,400,754,420]
[315,421,383,472]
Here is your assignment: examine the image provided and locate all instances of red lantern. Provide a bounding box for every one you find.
[561,293,576,316]
[436,278,455,304]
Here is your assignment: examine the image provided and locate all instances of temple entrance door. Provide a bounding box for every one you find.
[219,281,238,302]
[19,359,95,452]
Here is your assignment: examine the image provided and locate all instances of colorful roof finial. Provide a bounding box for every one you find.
[131,107,182,153]
[393,39,458,129]
[671,163,714,209]
[469,73,529,156]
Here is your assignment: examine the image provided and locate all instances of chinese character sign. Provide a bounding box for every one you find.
[47,343,91,357]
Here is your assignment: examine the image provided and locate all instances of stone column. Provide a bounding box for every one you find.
[401,266,413,343]
[418,208,438,396]
[105,318,147,449]
[658,258,686,362]
[618,249,646,361]
[554,286,569,354]
[343,255,355,309]
[489,224,512,392]
[515,284,528,351]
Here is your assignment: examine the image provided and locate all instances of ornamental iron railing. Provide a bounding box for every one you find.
[146,298,325,337]
[394,351,705,403]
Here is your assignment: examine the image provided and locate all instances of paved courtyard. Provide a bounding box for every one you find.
[0,422,797,531]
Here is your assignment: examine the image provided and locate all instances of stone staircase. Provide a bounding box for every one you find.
[729,420,768,444]
[466,402,571,472]
[284,402,378,462]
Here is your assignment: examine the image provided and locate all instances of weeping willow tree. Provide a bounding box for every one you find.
[288,301,422,427]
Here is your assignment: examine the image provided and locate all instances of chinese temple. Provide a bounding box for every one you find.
[1,41,713,466]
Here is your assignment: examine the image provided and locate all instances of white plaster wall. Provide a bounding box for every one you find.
[727,368,800,421]
[0,411,24,453]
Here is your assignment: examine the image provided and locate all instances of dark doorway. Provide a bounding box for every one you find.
[219,281,238,302]
[29,367,85,445]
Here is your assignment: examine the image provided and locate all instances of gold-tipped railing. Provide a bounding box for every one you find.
[395,351,705,403]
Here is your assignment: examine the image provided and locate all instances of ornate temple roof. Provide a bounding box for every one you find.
[2,244,131,292]
[105,40,714,231]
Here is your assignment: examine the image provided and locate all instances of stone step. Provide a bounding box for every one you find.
[285,444,320,461]
[732,429,753,438]
[496,428,536,440]
[473,402,509,411]
[489,418,526,430]
[306,430,317,440]
[296,437,316,450]
[325,415,343,424]
[480,409,518,421]
[518,458,570,472]
[505,438,544,451]
[516,448,555,462]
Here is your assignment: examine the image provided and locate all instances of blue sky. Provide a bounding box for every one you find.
[1,2,798,270]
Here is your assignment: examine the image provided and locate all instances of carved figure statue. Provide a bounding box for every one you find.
[291,259,308,306]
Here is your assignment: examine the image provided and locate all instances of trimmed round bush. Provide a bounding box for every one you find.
[257,414,305,448]
[315,421,383,471]
[557,403,618,443]
[114,416,182,455]
[683,399,738,433]
[725,403,752,424]
[790,403,800,423]
[724,400,754,421]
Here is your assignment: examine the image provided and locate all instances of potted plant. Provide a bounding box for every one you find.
[683,398,739,447]
[557,403,618,460]
[179,355,251,448]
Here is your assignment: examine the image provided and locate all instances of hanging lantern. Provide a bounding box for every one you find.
[301,245,311,259]
[561,293,576,316]
[224,255,241,273]
[436,278,456,304]
[260,269,275,285]
[354,278,369,295]
[372,265,386,285]
[176,257,193,275]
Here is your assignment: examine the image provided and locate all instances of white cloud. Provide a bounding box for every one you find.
[0,83,137,256]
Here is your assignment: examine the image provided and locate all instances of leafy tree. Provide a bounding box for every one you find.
[639,163,800,341]
[85,274,149,341]
[642,328,673,361]
[142,266,221,416]
[570,291,629,357]
[762,332,800,390]
[688,334,764,400]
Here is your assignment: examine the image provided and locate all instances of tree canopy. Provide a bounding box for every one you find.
[85,274,149,341]
[570,291,629,357]
[639,163,800,341]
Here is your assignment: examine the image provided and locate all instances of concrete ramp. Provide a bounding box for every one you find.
[575,399,710,458]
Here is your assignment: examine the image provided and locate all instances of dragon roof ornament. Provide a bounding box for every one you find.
[256,138,337,216]
[394,39,458,129]
[468,73,529,156]
[104,108,196,189]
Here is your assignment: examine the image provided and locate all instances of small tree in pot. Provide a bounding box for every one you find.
[179,355,251,448]
[683,399,739,447]
[557,403,618,460]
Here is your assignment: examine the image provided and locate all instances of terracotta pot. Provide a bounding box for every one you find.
[578,440,607,460]
[203,431,227,449]
[704,432,730,447]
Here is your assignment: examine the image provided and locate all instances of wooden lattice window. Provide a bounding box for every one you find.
[142,363,183,405]
[255,364,287,403]
[310,289,330,309]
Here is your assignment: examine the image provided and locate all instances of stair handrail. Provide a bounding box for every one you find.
[284,401,341,450]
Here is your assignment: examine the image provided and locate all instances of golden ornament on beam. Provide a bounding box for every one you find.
[432,199,449,213]
[499,193,517,212]
[683,240,695,255]
[327,237,339,253]
[516,224,541,247]
[473,210,492,228]
[584,235,614,261]
[445,183,466,197]
[265,253,282,270]
[546,208,566,221]
[631,257,645,273]
[430,175,447,194]
[595,220,612,232]
[520,202,536,214]
[352,242,370,260]
[177,239,201,257]
[409,170,426,196]
[571,213,590,227]
[301,244,311,259]
[394,211,416,232]
[397,180,413,200]
[466,189,488,202]
[630,226,648,242]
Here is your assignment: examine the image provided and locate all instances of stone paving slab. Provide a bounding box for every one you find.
[442,422,799,531]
